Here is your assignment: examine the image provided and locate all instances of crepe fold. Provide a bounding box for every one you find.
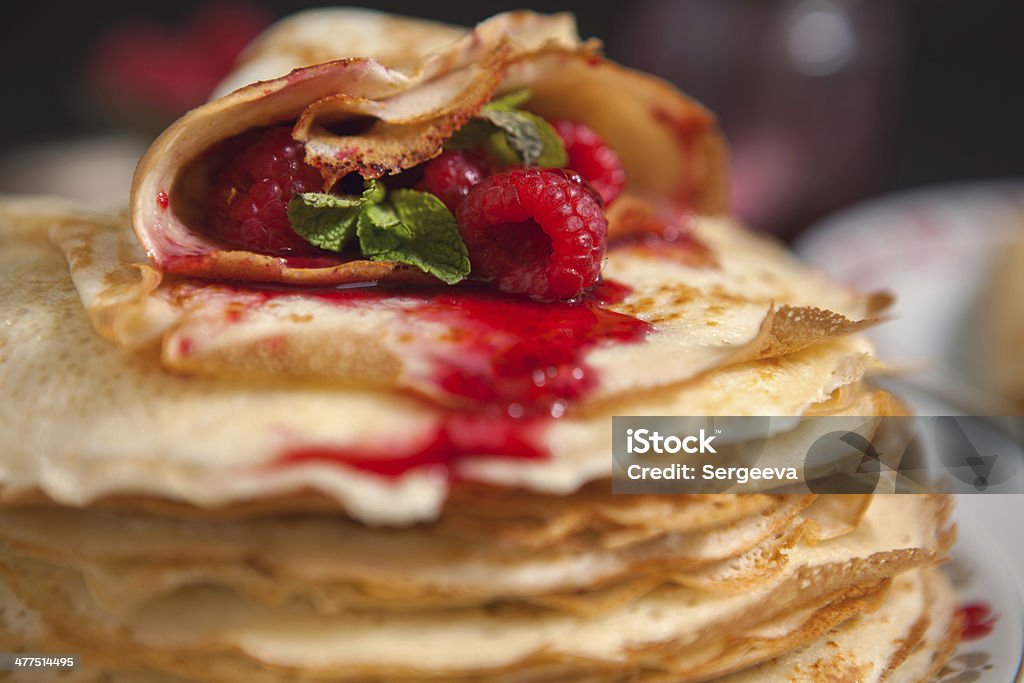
[129,9,728,286]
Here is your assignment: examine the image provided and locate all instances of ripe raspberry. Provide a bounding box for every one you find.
[207,127,325,254]
[457,168,608,301]
[418,150,489,212]
[553,120,626,206]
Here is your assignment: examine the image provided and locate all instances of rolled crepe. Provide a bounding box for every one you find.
[129,10,728,285]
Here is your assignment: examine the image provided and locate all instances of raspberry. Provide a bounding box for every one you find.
[457,168,608,301]
[553,120,626,206]
[418,150,489,212]
[207,127,325,254]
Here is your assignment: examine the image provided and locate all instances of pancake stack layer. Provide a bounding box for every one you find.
[0,9,959,682]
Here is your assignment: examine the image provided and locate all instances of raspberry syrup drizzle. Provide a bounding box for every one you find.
[275,280,649,477]
[421,281,646,416]
[280,415,547,477]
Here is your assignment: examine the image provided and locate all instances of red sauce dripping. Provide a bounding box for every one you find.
[958,602,998,641]
[279,415,545,478]
[415,283,648,418]
[279,280,649,416]
[272,279,650,478]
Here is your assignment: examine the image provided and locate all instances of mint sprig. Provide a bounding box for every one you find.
[287,182,470,284]
[446,89,568,168]
[483,89,533,111]
[288,179,385,251]
[357,191,470,285]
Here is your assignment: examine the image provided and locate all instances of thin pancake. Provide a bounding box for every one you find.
[2,207,882,523]
[49,211,885,411]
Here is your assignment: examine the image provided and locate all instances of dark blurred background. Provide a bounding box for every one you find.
[1,0,1022,237]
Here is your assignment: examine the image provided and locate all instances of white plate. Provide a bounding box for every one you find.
[942,497,1024,682]
[796,180,1024,409]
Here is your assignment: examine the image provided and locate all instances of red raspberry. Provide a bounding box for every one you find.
[207,127,325,254]
[457,168,608,301]
[553,120,626,206]
[418,150,489,212]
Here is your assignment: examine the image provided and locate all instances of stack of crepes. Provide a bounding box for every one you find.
[0,9,959,682]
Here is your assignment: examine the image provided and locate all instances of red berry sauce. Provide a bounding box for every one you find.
[272,280,649,478]
[419,283,646,415]
[279,414,546,478]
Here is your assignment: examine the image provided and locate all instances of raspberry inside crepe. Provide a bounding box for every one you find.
[0,8,959,682]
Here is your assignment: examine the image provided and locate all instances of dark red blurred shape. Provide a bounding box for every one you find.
[87,3,271,118]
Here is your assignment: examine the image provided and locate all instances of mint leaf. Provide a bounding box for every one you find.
[288,180,385,252]
[482,109,567,167]
[357,204,406,252]
[482,88,532,112]
[356,189,470,284]
[523,113,570,167]
[288,181,470,285]
[288,194,360,252]
[444,88,568,168]
[482,109,546,166]
[359,178,386,205]
[444,118,495,151]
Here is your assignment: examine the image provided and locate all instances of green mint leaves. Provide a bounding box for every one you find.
[287,181,470,284]
[357,191,470,284]
[288,179,385,251]
[446,89,568,168]
[484,110,568,167]
[484,89,533,111]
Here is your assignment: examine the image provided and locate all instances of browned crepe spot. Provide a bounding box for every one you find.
[739,305,883,365]
[293,42,510,184]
